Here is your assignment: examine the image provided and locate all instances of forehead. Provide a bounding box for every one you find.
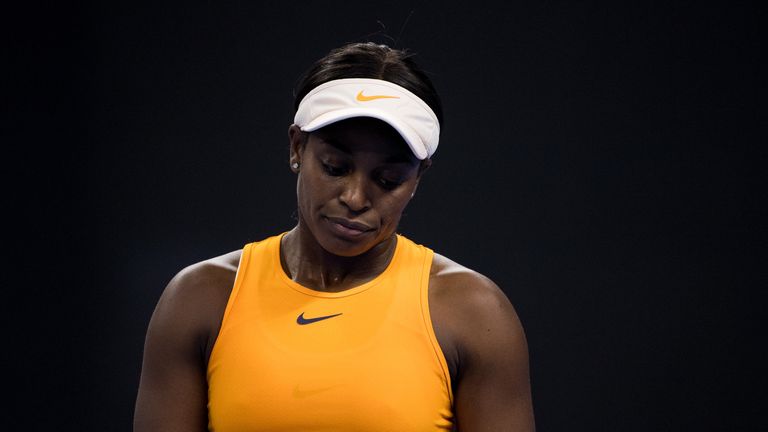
[309,118,416,163]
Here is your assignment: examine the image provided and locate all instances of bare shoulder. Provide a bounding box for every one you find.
[163,250,242,301]
[428,252,528,373]
[157,250,241,316]
[429,252,518,319]
[149,249,243,362]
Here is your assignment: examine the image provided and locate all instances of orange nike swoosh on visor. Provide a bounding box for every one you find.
[356,90,400,101]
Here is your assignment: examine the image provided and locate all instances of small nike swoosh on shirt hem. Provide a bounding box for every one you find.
[292,385,337,398]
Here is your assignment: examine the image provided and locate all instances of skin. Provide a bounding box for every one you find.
[134,118,535,431]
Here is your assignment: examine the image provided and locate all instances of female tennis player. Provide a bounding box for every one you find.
[134,42,535,431]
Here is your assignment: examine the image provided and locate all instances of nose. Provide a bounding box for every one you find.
[339,172,371,213]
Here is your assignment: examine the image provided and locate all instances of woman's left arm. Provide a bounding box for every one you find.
[433,269,535,431]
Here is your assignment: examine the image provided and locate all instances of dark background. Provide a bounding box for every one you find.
[7,1,765,431]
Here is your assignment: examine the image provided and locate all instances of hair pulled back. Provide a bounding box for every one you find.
[293,42,443,126]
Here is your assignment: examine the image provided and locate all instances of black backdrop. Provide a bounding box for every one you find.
[7,1,765,431]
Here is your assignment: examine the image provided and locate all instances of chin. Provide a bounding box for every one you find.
[309,215,384,257]
[318,233,378,257]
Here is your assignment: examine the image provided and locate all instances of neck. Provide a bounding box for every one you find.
[280,223,397,292]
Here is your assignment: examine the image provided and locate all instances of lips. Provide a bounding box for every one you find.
[325,216,375,237]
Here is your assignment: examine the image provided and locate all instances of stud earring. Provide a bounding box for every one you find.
[291,162,300,170]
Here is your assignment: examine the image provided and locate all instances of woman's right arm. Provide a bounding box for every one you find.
[133,254,238,432]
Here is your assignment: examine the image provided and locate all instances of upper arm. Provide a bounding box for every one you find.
[133,255,237,432]
[431,261,535,431]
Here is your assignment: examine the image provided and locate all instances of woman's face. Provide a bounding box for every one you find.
[289,118,428,257]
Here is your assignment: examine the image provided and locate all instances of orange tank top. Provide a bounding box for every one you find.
[207,233,454,431]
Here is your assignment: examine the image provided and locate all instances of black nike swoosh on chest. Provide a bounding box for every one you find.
[296,312,343,325]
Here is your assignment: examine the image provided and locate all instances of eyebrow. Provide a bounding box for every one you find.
[320,137,351,154]
[318,137,415,165]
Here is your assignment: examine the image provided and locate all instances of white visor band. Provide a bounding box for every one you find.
[294,78,440,159]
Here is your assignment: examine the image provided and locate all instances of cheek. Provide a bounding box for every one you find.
[296,175,317,216]
[379,190,414,223]
[297,172,335,212]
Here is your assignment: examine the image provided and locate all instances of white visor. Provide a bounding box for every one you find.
[294,78,440,160]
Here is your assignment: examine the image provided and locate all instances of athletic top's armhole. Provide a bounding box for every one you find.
[208,243,252,366]
[419,247,455,405]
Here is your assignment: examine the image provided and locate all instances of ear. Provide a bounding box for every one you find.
[417,158,432,177]
[288,124,307,173]
[410,158,432,200]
